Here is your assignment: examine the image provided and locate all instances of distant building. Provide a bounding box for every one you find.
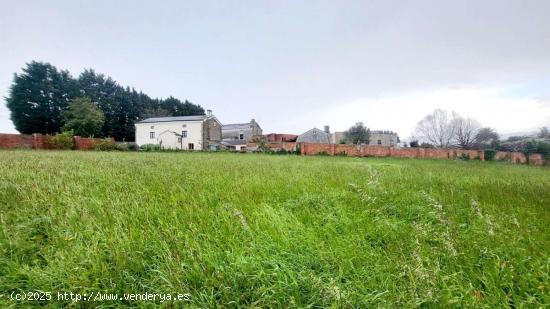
[296,126,331,144]
[330,130,399,146]
[222,119,262,142]
[134,110,221,150]
[330,132,345,144]
[369,131,399,147]
[266,133,298,142]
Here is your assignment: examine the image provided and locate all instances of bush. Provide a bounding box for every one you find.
[484,149,496,161]
[126,142,139,151]
[273,148,290,155]
[459,153,470,161]
[140,144,161,152]
[51,131,74,150]
[94,139,119,151]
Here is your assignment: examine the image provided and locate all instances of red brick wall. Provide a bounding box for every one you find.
[0,133,113,150]
[528,153,544,166]
[495,151,509,161]
[509,152,527,164]
[0,133,34,149]
[299,143,491,162]
[74,136,112,150]
[265,134,298,142]
[247,142,297,152]
[452,149,484,160]
[33,134,59,150]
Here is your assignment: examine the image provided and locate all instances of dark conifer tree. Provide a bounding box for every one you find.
[6,61,77,134]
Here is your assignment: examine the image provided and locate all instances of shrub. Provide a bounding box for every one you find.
[274,148,290,155]
[484,149,496,161]
[94,139,119,151]
[51,131,74,150]
[140,144,161,152]
[257,140,271,153]
[126,142,139,151]
[459,153,470,161]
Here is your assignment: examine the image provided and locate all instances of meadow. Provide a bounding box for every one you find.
[0,150,548,307]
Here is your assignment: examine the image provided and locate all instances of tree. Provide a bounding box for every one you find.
[6,61,77,134]
[414,109,455,148]
[474,127,500,149]
[452,113,481,149]
[6,61,205,141]
[159,97,204,116]
[409,140,419,148]
[62,97,105,137]
[344,122,370,144]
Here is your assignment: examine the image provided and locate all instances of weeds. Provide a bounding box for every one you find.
[0,151,548,307]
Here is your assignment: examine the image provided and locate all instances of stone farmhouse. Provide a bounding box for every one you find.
[222,119,262,142]
[296,126,331,144]
[135,110,221,150]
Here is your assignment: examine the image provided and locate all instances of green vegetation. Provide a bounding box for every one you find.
[0,151,548,307]
[62,97,104,137]
[6,61,204,140]
[50,130,74,150]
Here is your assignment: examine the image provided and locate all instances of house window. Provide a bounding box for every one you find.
[182,130,187,138]
[150,125,154,129]
[239,133,244,140]
[377,139,382,145]
[188,143,194,150]
[150,132,155,139]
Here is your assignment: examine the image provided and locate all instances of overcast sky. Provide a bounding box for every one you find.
[1,0,549,139]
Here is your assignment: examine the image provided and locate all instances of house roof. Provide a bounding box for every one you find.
[299,128,330,136]
[222,123,251,130]
[136,115,207,123]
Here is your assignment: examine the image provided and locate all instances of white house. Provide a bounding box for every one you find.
[135,110,222,150]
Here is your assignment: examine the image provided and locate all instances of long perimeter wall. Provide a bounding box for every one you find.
[248,141,545,166]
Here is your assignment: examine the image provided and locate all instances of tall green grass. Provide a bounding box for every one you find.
[0,151,548,307]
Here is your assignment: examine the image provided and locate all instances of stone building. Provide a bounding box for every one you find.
[369,131,399,147]
[296,126,331,144]
[330,132,345,144]
[134,110,221,150]
[330,130,399,146]
[222,119,262,142]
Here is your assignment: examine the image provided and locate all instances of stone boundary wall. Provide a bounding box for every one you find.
[0,133,113,150]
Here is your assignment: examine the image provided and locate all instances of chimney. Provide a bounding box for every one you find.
[324,125,330,134]
[207,109,212,117]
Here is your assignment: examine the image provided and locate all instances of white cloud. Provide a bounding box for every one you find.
[314,87,550,139]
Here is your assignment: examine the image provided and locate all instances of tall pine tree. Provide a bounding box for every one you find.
[6,61,205,141]
[6,61,77,134]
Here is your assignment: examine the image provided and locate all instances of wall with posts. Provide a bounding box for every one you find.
[0,133,113,150]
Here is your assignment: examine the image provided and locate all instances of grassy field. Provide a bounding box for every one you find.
[0,150,548,307]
